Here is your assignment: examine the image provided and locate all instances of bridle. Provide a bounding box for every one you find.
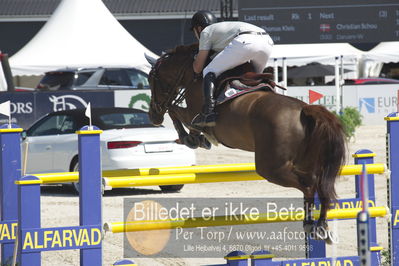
[149,52,195,114]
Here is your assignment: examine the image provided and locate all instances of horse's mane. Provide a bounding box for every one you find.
[167,43,198,55]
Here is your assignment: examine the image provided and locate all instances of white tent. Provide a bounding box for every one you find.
[363,41,399,63]
[0,52,7,91]
[267,42,364,113]
[9,0,158,76]
[269,42,364,66]
[359,42,399,77]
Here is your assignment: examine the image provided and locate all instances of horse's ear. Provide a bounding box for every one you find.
[145,53,157,66]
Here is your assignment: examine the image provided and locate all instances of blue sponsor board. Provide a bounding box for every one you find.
[21,225,102,252]
[0,92,35,129]
[281,256,360,265]
[330,198,375,210]
[0,91,114,129]
[314,198,376,211]
[35,91,114,122]
[0,221,17,243]
[393,208,399,229]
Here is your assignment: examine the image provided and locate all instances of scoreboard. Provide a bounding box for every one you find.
[238,0,399,44]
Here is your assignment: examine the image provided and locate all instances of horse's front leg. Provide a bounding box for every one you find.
[170,110,211,150]
[186,130,212,150]
[169,113,200,149]
[171,117,188,142]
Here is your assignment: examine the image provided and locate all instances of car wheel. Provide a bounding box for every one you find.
[71,158,105,195]
[159,185,184,192]
[71,159,80,194]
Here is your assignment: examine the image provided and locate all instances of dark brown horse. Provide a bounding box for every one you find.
[147,44,347,243]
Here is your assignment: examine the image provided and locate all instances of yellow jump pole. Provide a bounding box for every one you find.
[103,163,384,178]
[104,206,388,234]
[30,172,79,184]
[26,163,385,185]
[104,171,262,188]
[102,163,256,177]
[103,164,385,188]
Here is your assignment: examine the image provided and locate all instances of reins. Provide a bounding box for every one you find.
[150,53,195,113]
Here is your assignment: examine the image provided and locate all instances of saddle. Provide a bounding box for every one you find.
[214,69,285,106]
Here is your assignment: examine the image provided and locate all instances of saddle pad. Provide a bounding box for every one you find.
[215,80,273,106]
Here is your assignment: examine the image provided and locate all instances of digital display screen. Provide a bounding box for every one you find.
[238,0,399,44]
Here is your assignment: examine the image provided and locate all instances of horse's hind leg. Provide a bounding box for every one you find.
[301,183,338,244]
[303,189,316,234]
[254,147,336,243]
[315,195,339,244]
[297,171,337,244]
[254,151,315,227]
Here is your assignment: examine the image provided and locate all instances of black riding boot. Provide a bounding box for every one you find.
[191,72,217,127]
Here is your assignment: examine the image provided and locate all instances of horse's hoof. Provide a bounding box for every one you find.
[199,135,212,150]
[183,135,200,149]
[315,226,328,240]
[325,230,339,244]
[308,225,327,241]
[303,223,314,234]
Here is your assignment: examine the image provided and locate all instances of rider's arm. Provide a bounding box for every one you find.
[193,50,209,74]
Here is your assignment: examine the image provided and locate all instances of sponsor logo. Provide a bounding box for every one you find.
[128,93,151,111]
[308,90,324,104]
[22,226,101,251]
[10,102,33,114]
[359,98,375,113]
[359,97,398,114]
[225,88,238,98]
[49,95,88,112]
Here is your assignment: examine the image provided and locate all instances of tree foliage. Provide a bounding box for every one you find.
[334,107,362,138]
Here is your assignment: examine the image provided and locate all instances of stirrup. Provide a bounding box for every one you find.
[191,113,216,127]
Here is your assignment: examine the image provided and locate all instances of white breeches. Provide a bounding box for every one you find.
[203,34,274,77]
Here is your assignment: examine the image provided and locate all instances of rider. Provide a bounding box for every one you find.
[191,10,274,127]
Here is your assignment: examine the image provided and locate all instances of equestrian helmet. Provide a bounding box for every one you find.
[191,10,217,30]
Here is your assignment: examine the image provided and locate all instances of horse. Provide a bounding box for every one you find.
[146,44,347,243]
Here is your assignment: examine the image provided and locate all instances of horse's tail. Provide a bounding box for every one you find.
[301,105,347,209]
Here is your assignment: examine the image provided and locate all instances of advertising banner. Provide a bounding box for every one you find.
[286,86,337,111]
[35,91,114,124]
[286,84,398,125]
[350,84,399,125]
[114,90,151,111]
[0,92,35,128]
[114,90,175,129]
[0,91,114,129]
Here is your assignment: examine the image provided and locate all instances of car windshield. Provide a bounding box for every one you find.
[100,70,131,86]
[75,71,95,86]
[27,115,77,136]
[99,112,155,128]
[37,72,74,90]
[125,69,149,89]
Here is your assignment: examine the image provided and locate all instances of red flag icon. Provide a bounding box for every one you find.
[320,24,331,32]
[309,90,324,104]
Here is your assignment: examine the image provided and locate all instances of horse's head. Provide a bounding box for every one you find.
[147,44,198,125]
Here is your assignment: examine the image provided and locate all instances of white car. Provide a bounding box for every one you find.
[23,107,196,192]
